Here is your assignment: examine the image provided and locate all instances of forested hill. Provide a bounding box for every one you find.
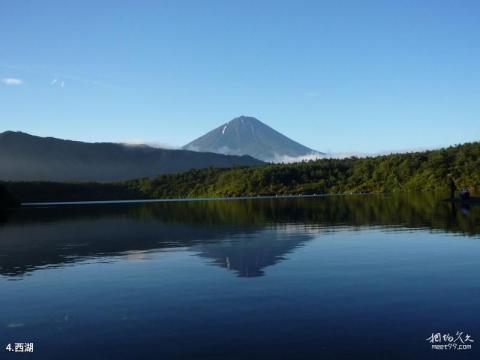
[4,141,480,203]
[127,141,480,198]
[0,131,263,182]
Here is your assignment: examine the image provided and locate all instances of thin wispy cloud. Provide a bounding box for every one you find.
[323,146,443,159]
[122,139,176,149]
[2,78,23,86]
[51,77,65,89]
[55,73,116,89]
[305,91,320,98]
[51,77,66,89]
[1,63,118,89]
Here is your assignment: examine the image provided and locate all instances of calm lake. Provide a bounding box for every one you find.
[1,194,479,359]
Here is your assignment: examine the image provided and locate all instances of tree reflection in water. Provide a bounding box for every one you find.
[1,193,479,278]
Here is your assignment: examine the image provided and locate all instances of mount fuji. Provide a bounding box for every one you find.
[183,116,323,162]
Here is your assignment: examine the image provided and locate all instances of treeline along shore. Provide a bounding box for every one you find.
[3,141,479,203]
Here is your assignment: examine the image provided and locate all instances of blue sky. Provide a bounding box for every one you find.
[1,0,479,153]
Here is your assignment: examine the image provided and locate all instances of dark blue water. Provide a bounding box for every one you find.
[1,194,479,359]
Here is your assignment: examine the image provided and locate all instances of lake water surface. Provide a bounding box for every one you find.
[1,194,480,359]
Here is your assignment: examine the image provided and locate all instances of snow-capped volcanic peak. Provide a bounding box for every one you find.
[183,116,323,162]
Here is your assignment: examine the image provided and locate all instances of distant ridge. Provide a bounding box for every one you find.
[0,131,263,182]
[183,116,323,162]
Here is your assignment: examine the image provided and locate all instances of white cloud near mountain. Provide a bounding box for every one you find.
[270,152,325,163]
[122,139,176,149]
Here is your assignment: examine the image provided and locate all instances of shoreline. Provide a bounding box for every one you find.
[21,192,381,207]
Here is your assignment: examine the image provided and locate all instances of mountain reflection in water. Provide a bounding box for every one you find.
[0,193,479,279]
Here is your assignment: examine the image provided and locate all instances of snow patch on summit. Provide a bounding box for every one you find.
[222,125,227,134]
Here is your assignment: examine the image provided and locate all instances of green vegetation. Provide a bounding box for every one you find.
[3,141,480,203]
[126,141,480,197]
